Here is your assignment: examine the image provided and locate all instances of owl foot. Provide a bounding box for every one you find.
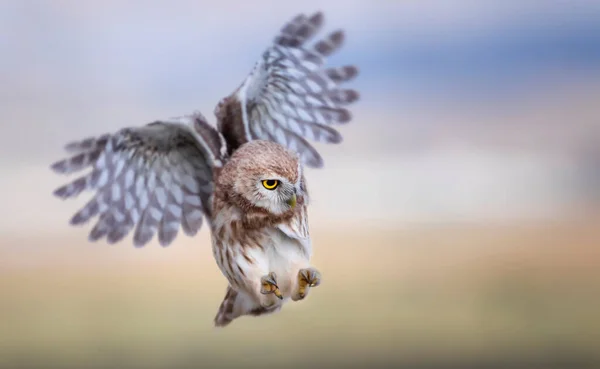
[292,267,321,301]
[260,272,283,300]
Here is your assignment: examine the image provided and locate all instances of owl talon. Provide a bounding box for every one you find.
[261,272,283,300]
[300,268,321,287]
[292,267,321,301]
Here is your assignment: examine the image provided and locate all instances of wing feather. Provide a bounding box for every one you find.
[216,11,359,167]
[51,112,226,247]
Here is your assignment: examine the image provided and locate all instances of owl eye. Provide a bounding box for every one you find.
[262,179,279,190]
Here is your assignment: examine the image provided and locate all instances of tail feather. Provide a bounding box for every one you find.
[213,286,283,328]
[214,286,238,327]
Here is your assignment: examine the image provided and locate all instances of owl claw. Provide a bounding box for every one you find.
[292,267,321,301]
[261,272,283,300]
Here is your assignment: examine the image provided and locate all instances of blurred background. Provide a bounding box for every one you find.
[1,1,599,368]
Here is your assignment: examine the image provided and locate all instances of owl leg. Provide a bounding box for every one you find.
[260,272,284,300]
[291,267,321,301]
[232,249,281,308]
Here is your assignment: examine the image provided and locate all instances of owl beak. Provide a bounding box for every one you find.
[287,193,297,209]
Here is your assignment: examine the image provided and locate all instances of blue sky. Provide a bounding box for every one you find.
[3,1,600,106]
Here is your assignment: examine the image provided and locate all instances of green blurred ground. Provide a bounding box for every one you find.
[1,220,599,369]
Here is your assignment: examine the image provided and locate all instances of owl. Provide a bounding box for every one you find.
[50,11,359,327]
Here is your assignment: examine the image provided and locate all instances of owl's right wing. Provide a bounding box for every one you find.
[215,11,359,168]
[51,112,226,247]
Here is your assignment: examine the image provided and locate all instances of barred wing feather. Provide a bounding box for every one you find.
[51,112,225,247]
[217,11,359,168]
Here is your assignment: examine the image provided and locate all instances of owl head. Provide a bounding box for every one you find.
[216,140,306,215]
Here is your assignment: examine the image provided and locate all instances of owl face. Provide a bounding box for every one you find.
[218,140,304,216]
[249,174,298,215]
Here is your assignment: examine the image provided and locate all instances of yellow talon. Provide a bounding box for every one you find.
[261,272,283,300]
[293,268,321,301]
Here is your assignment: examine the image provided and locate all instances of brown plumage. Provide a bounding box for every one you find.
[208,140,312,325]
[50,11,359,326]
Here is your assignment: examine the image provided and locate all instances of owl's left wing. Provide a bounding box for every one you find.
[215,11,359,168]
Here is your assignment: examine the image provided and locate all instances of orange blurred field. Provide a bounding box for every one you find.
[1,218,599,369]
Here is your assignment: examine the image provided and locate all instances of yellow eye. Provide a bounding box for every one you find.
[262,179,279,190]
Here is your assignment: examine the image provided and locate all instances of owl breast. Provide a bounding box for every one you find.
[261,227,310,295]
[211,219,311,301]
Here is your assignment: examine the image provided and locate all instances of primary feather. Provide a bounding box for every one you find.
[216,11,360,168]
[51,112,225,247]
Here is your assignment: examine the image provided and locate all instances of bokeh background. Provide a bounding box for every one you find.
[1,1,599,368]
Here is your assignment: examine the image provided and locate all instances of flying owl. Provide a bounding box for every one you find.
[50,11,359,327]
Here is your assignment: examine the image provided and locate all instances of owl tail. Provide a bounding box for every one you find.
[214,286,282,327]
[214,286,239,327]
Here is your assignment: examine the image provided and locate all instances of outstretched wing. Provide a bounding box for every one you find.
[51,112,226,247]
[215,11,359,168]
